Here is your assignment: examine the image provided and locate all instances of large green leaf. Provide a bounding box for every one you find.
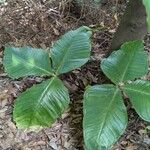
[4,46,53,79]
[51,26,92,75]
[13,77,69,128]
[123,80,150,121]
[143,0,150,32]
[83,85,127,150]
[101,41,148,84]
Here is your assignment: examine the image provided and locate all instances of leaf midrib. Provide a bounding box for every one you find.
[120,51,135,82]
[124,86,150,96]
[55,32,89,74]
[55,33,78,74]
[28,77,55,127]
[12,52,53,76]
[97,88,119,142]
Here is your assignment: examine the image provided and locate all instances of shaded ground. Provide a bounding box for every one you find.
[0,0,150,149]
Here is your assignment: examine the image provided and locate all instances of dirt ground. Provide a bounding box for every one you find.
[0,0,150,150]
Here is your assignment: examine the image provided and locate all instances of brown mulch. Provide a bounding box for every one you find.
[0,0,150,150]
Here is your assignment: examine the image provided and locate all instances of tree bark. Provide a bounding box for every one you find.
[110,0,147,52]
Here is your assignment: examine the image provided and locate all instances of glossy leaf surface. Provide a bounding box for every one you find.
[123,80,150,121]
[13,77,69,128]
[101,41,148,84]
[51,26,92,74]
[83,85,127,150]
[4,46,52,78]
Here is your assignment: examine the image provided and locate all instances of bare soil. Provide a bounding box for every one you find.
[0,0,150,150]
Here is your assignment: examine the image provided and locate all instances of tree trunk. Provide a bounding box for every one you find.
[110,0,147,52]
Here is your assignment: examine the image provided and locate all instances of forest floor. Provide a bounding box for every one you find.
[0,0,150,150]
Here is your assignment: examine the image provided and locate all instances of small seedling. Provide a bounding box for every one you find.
[3,26,92,128]
[83,40,150,150]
